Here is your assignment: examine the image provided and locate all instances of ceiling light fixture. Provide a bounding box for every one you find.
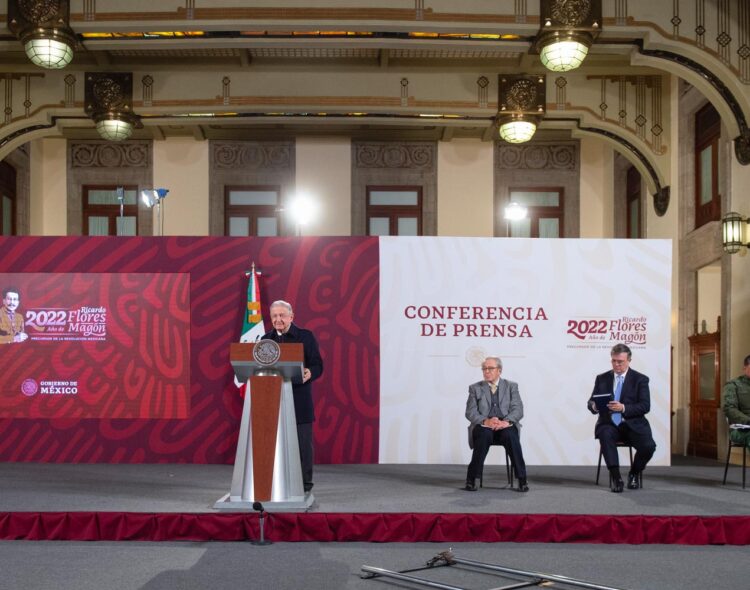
[7,0,76,69]
[497,75,546,144]
[85,72,142,141]
[535,0,601,72]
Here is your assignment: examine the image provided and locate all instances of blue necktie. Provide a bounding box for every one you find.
[613,375,623,425]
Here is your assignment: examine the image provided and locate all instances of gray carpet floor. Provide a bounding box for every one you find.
[0,541,746,590]
[0,456,747,590]
[1,456,748,515]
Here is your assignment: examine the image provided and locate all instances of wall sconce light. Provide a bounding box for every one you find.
[497,75,546,144]
[7,0,75,69]
[85,72,142,141]
[535,0,601,72]
[722,211,750,254]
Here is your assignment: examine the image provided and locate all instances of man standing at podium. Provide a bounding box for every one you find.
[263,300,323,493]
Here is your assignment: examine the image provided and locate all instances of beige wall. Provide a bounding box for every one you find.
[437,140,493,236]
[729,152,750,374]
[29,138,67,236]
[579,137,614,238]
[295,137,351,236]
[153,138,209,236]
[696,263,722,331]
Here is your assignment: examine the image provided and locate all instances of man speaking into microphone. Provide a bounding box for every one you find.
[263,299,323,494]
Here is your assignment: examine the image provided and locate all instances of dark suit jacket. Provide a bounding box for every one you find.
[263,323,323,424]
[588,368,652,436]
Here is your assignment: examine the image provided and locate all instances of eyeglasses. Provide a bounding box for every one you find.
[481,366,499,371]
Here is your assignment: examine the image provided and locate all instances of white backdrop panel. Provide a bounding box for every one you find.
[379,237,672,466]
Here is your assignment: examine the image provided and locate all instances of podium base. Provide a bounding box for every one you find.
[213,492,315,512]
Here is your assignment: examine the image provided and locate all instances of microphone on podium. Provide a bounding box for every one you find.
[252,502,272,546]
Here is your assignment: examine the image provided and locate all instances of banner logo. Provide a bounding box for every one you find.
[38,380,79,395]
[21,379,38,397]
[253,339,281,366]
[566,316,647,347]
[25,306,108,341]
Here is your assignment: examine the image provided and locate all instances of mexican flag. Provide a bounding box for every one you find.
[240,264,266,343]
[236,264,266,392]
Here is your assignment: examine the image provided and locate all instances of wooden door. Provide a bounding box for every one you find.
[687,330,721,458]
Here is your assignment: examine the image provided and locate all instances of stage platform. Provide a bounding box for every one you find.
[1,457,748,544]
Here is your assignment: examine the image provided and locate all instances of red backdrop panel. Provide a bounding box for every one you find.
[0,272,190,420]
[0,236,380,464]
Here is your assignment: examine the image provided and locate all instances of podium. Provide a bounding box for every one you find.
[214,341,314,511]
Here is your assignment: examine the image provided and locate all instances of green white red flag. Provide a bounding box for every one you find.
[236,263,266,392]
[240,263,265,344]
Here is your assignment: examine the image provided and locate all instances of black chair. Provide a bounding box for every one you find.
[595,441,642,487]
[722,424,747,489]
[468,424,514,488]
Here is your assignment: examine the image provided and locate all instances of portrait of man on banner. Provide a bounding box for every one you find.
[0,286,28,344]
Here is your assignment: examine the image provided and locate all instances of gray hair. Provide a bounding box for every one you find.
[270,300,293,314]
[485,356,503,370]
[610,343,632,360]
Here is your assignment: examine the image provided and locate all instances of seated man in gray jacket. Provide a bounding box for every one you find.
[464,356,528,492]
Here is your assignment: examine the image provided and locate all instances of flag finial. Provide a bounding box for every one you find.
[245,261,260,277]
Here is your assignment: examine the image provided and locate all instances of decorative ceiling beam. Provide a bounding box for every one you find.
[634,40,750,166]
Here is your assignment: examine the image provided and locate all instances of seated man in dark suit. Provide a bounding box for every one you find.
[464,356,528,492]
[588,343,656,493]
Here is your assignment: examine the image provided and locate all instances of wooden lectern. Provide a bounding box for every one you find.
[214,341,314,511]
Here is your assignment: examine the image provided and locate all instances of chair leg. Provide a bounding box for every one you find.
[595,448,603,485]
[628,446,643,489]
[723,441,733,485]
[505,451,514,487]
[743,446,747,490]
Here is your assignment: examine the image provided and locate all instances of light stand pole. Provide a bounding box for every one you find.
[116,186,125,235]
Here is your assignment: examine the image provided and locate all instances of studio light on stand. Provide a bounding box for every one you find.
[505,202,528,222]
[289,193,318,236]
[85,72,142,142]
[115,186,126,235]
[8,0,75,69]
[497,75,546,145]
[722,211,750,255]
[535,0,601,73]
[141,188,170,236]
[251,502,272,546]
[504,201,528,237]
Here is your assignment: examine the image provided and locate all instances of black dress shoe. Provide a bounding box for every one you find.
[463,480,477,491]
[627,472,641,490]
[517,479,529,492]
[611,478,624,493]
